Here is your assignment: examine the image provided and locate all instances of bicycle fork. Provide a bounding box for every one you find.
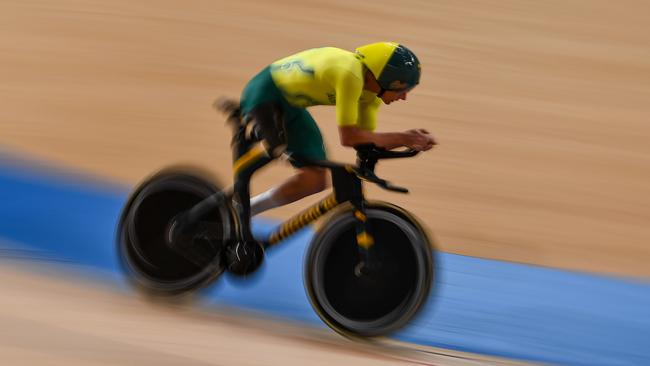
[331,167,378,275]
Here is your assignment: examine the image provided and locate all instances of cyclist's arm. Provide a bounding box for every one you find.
[332,70,362,129]
[333,69,434,151]
[339,126,415,150]
[339,95,414,149]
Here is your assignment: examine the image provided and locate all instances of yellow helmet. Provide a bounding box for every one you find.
[355,42,421,91]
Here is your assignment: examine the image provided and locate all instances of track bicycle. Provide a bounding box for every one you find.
[116,102,437,337]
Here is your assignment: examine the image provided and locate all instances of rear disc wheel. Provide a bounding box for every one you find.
[117,169,234,297]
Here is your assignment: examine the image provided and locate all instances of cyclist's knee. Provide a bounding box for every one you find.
[299,167,329,194]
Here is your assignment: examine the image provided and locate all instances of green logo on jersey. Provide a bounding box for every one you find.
[272,60,315,76]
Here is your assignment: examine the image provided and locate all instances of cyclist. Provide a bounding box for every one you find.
[220,42,436,217]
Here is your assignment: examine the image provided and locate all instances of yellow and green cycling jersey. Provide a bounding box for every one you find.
[269,47,381,131]
[239,47,381,166]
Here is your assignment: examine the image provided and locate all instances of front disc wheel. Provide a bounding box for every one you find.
[305,209,434,338]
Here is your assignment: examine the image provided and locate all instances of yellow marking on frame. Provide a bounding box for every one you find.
[324,196,338,209]
[233,143,269,175]
[357,232,375,249]
[268,194,339,245]
[354,210,366,222]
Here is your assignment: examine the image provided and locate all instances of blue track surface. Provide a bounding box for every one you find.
[1,159,649,366]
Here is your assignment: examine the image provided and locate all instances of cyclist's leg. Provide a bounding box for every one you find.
[238,66,328,216]
[250,107,329,216]
[235,66,288,222]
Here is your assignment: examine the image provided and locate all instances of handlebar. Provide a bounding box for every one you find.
[287,144,419,193]
[352,167,410,193]
[354,143,419,160]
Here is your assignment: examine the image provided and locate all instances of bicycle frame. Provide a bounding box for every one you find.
[265,165,375,249]
[180,109,414,258]
[230,145,375,252]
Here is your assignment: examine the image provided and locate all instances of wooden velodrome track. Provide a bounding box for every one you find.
[1,0,648,364]
[0,262,534,366]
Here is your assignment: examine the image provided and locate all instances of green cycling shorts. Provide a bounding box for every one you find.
[240,66,326,167]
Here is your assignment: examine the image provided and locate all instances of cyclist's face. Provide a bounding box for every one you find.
[381,90,409,104]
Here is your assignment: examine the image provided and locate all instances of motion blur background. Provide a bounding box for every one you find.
[1,0,649,365]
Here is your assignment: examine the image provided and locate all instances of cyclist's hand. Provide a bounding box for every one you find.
[406,129,436,151]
